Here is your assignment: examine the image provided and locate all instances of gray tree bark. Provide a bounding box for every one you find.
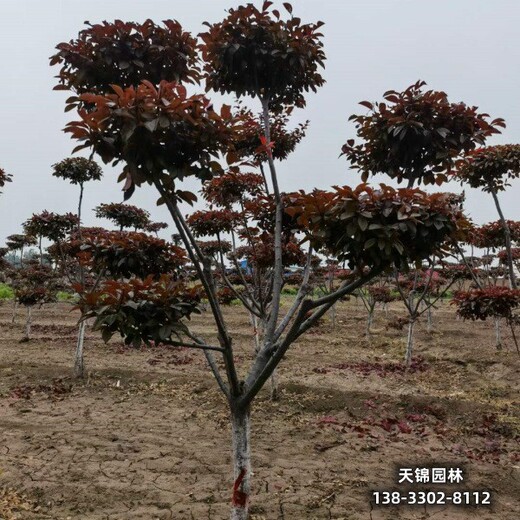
[231,408,251,520]
[74,320,86,378]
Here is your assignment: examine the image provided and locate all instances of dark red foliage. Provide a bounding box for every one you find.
[456,144,520,193]
[396,269,446,294]
[200,2,325,108]
[367,285,396,304]
[234,106,308,162]
[284,272,303,285]
[0,167,12,190]
[468,220,520,249]
[24,211,80,242]
[67,82,236,195]
[439,262,475,281]
[52,157,102,185]
[75,275,203,347]
[9,379,72,400]
[342,80,505,186]
[12,264,58,306]
[233,234,306,269]
[187,209,241,237]
[286,184,465,270]
[6,234,37,251]
[498,247,520,265]
[80,231,187,279]
[244,194,299,236]
[95,203,150,230]
[329,357,428,377]
[217,287,237,305]
[202,172,265,208]
[196,239,232,257]
[452,287,520,320]
[335,269,353,281]
[144,221,168,234]
[51,19,200,100]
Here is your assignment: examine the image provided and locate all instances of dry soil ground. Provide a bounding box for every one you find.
[0,297,518,519]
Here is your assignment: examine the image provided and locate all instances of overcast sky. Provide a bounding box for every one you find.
[0,0,518,244]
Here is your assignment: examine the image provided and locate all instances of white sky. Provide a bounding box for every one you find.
[0,0,518,244]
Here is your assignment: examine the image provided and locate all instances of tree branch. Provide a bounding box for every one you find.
[260,97,284,346]
[273,245,313,342]
[153,180,240,397]
[241,267,381,406]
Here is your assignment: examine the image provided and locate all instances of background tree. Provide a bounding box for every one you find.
[52,157,102,225]
[393,264,451,364]
[95,202,151,232]
[23,211,79,265]
[452,286,520,352]
[356,278,396,335]
[51,157,103,377]
[0,167,12,193]
[457,145,520,288]
[144,221,169,236]
[11,262,59,341]
[342,80,504,187]
[5,234,37,268]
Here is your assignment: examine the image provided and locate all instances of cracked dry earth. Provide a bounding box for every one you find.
[0,298,518,519]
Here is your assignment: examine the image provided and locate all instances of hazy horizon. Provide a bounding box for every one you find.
[0,0,518,248]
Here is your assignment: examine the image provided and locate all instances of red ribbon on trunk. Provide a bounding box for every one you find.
[232,468,248,507]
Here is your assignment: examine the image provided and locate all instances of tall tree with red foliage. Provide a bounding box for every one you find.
[52,4,492,518]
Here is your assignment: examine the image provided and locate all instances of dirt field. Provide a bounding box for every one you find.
[0,297,518,520]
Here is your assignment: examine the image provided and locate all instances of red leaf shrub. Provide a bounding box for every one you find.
[200,2,325,108]
[24,211,79,242]
[67,82,236,188]
[187,209,241,237]
[468,220,520,249]
[80,231,187,278]
[52,157,102,185]
[456,144,520,192]
[342,80,504,185]
[452,286,520,320]
[202,172,264,208]
[286,184,465,270]
[75,275,202,347]
[51,19,200,98]
[95,203,150,230]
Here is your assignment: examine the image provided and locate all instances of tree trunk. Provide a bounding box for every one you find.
[491,190,517,289]
[250,316,277,400]
[330,302,337,329]
[74,321,86,378]
[231,407,251,520]
[427,305,433,333]
[366,308,374,335]
[495,317,502,350]
[270,369,279,401]
[23,306,32,341]
[11,300,17,323]
[251,314,261,355]
[405,318,415,366]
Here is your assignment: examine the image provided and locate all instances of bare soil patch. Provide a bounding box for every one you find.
[0,299,518,519]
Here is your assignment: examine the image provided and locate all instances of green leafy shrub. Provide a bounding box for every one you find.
[0,283,14,299]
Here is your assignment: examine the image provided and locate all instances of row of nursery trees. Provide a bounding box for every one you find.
[1,196,518,361]
[0,3,518,518]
